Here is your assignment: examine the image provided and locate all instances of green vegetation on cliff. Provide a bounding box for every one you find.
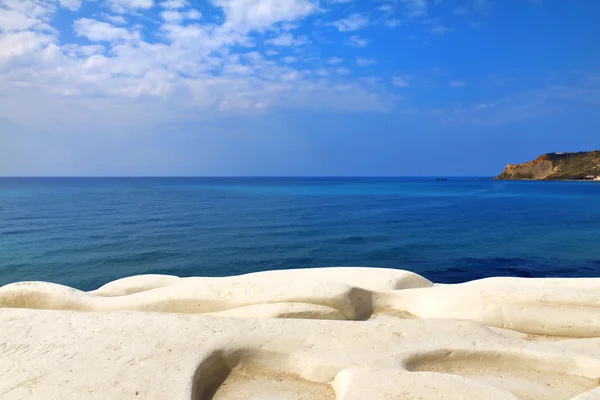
[496,151,600,180]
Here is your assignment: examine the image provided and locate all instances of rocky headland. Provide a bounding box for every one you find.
[496,150,600,180]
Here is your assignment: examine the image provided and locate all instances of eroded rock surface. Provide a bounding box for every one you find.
[2,267,600,400]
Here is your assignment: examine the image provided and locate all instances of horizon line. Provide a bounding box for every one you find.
[0,175,494,179]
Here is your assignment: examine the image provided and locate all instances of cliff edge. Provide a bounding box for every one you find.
[496,150,600,180]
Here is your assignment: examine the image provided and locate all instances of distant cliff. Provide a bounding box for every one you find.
[496,151,600,180]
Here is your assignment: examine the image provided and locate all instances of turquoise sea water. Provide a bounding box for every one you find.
[1,177,599,290]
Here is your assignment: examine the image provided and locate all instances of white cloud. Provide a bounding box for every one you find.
[330,13,369,32]
[102,14,128,25]
[315,68,328,76]
[214,0,317,32]
[360,76,380,85]
[401,0,427,18]
[62,44,105,57]
[423,18,450,35]
[265,33,309,46]
[106,0,154,14]
[0,0,58,32]
[160,0,187,8]
[0,9,43,31]
[58,0,82,11]
[0,30,55,62]
[430,24,450,35]
[160,10,182,22]
[392,76,410,87]
[449,80,465,87]
[441,85,600,126]
[0,0,56,62]
[385,19,401,28]
[356,57,376,66]
[280,22,298,31]
[185,9,202,20]
[74,18,140,42]
[0,0,393,131]
[345,35,368,47]
[0,0,56,21]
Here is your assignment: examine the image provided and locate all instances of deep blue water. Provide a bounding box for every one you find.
[1,177,600,291]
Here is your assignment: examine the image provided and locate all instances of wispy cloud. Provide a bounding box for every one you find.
[423,18,451,35]
[449,80,466,87]
[400,0,428,18]
[215,0,317,32]
[158,8,200,22]
[106,0,154,14]
[101,14,128,25]
[441,85,600,126]
[329,13,369,32]
[59,0,82,11]
[160,0,187,8]
[2,0,587,135]
[0,0,394,129]
[450,1,491,16]
[345,35,368,47]
[356,57,376,66]
[392,76,411,87]
[185,9,201,20]
[384,19,401,28]
[160,10,183,22]
[74,18,141,42]
[265,33,310,46]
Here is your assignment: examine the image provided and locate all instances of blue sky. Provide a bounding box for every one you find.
[1,0,599,176]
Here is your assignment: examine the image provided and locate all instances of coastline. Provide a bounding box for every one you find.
[494,178,600,182]
[3,267,600,400]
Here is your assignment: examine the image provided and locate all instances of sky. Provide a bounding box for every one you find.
[0,0,599,176]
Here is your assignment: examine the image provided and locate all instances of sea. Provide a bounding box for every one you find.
[1,177,599,291]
